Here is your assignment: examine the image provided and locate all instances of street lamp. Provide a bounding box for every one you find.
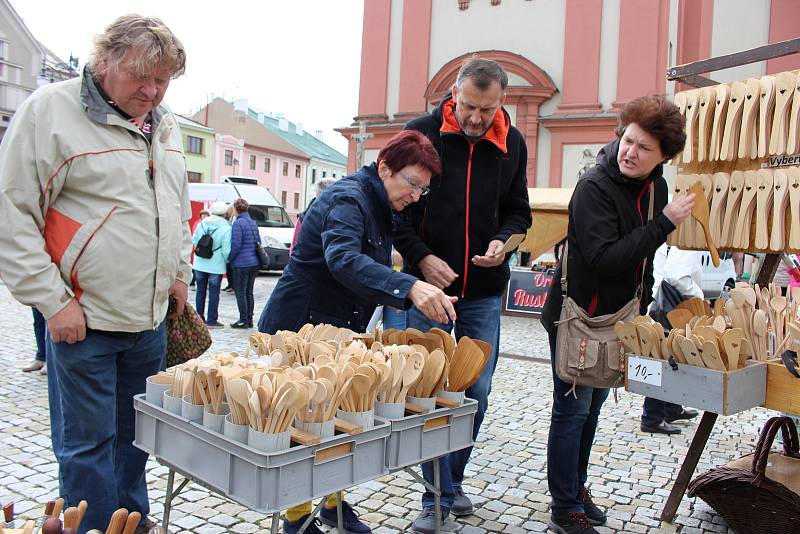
[36,59,49,88]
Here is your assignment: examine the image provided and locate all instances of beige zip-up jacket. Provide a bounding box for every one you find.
[0,71,193,332]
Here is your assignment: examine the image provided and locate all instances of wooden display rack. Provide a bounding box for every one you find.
[658,38,800,524]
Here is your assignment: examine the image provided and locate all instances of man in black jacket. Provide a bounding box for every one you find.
[395,57,532,533]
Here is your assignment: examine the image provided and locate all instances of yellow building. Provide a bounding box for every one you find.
[177,114,215,183]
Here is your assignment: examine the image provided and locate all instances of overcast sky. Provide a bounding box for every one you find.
[11,0,364,154]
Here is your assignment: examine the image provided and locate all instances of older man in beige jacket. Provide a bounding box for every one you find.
[0,15,191,534]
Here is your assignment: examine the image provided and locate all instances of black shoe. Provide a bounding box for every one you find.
[451,485,474,516]
[320,501,372,533]
[283,515,325,534]
[578,487,606,526]
[640,421,681,435]
[205,321,224,329]
[548,512,600,534]
[230,321,249,329]
[665,408,699,423]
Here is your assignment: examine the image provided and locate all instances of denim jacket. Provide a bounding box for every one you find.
[258,164,417,333]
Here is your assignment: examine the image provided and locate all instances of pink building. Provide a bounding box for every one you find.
[194,98,309,218]
[338,0,800,188]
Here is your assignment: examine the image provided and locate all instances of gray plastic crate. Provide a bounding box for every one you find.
[133,394,390,513]
[385,398,478,470]
[625,355,767,416]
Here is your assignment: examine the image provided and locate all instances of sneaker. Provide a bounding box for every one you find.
[452,485,474,516]
[412,507,449,534]
[665,408,699,423]
[283,515,325,534]
[205,321,224,328]
[578,487,606,525]
[548,512,600,534]
[230,321,250,329]
[40,363,47,376]
[22,360,44,372]
[320,501,372,533]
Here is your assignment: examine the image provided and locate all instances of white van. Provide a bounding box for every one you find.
[188,177,294,270]
[700,251,737,299]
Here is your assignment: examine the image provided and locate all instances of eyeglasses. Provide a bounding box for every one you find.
[397,171,430,196]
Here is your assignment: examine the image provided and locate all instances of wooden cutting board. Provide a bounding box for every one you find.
[758,75,776,158]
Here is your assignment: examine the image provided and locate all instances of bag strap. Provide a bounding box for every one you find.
[562,182,654,302]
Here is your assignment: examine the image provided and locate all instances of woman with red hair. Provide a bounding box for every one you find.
[257,129,457,534]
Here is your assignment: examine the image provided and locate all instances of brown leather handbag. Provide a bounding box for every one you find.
[554,184,653,394]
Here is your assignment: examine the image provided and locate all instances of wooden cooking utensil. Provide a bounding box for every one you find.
[758,75,776,157]
[752,309,770,361]
[614,321,641,354]
[720,81,747,161]
[396,352,425,401]
[120,511,141,534]
[733,170,758,249]
[720,170,745,248]
[666,309,692,330]
[674,173,695,247]
[682,89,700,164]
[697,86,717,162]
[709,172,729,245]
[788,167,800,249]
[447,338,486,392]
[75,500,88,531]
[691,175,713,247]
[788,73,800,154]
[498,233,526,255]
[709,84,729,161]
[677,336,704,367]
[771,168,790,251]
[105,508,129,534]
[769,71,797,155]
[430,327,455,356]
[738,78,762,159]
[635,323,655,358]
[754,168,774,250]
[688,181,720,266]
[700,341,728,372]
[720,328,744,371]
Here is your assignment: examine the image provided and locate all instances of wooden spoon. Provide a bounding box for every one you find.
[771,169,790,251]
[752,309,769,361]
[758,75,777,157]
[397,352,425,400]
[688,181,719,266]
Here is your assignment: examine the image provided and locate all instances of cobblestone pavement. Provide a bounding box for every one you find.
[0,275,773,533]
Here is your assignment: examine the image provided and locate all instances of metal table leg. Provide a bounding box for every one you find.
[433,459,441,534]
[161,468,191,534]
[336,491,344,533]
[270,513,280,534]
[660,411,718,523]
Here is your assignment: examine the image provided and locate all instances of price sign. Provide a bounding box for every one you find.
[627,356,662,387]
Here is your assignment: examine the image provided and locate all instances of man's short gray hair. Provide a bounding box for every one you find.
[456,57,508,92]
[315,178,336,198]
[89,14,186,81]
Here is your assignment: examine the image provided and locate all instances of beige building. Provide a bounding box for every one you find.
[0,0,75,141]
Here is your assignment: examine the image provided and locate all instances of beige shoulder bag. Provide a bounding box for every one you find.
[555,183,653,395]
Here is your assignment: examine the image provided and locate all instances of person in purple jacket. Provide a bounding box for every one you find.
[229,198,261,328]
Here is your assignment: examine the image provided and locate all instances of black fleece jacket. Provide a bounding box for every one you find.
[395,95,532,299]
[540,139,676,334]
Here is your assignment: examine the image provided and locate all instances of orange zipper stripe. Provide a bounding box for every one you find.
[461,144,474,298]
[69,206,118,300]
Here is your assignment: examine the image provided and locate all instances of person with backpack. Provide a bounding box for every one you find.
[192,201,232,328]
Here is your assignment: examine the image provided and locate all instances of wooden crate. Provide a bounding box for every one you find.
[625,355,767,415]
[763,358,800,416]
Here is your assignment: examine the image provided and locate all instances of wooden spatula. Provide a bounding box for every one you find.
[709,84,729,161]
[688,181,719,266]
[498,233,526,255]
[720,170,744,248]
[754,168,774,250]
[758,75,777,157]
[739,78,762,159]
[771,168,790,251]
[700,341,728,372]
[697,86,717,162]
[769,71,797,155]
[788,167,800,250]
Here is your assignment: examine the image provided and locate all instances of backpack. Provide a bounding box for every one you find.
[195,224,218,259]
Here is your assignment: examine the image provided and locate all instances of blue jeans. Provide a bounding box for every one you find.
[33,307,46,361]
[547,330,610,514]
[195,271,222,324]
[46,323,166,533]
[233,266,259,324]
[406,295,501,511]
[641,397,682,427]
[382,306,407,330]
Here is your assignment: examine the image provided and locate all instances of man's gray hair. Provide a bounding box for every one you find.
[89,14,186,81]
[315,178,336,198]
[456,57,508,92]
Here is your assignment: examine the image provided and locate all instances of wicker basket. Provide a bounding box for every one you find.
[687,416,800,533]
